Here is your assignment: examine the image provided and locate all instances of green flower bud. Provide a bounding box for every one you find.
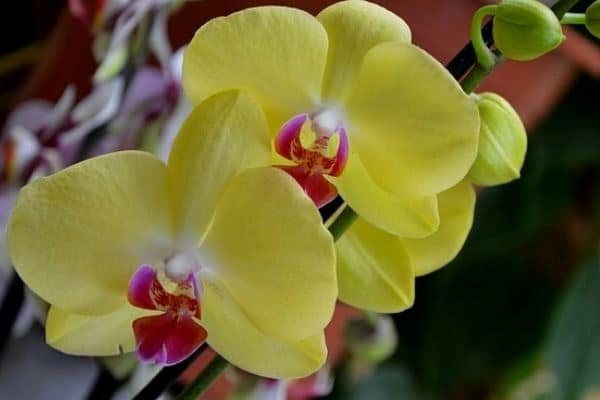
[344,313,397,364]
[468,92,527,187]
[586,1,600,38]
[493,0,565,60]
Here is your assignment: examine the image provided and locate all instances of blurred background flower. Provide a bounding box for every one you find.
[0,1,598,399]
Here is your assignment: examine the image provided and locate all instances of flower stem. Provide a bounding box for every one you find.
[176,354,229,400]
[561,12,586,24]
[460,63,496,93]
[552,0,583,17]
[328,204,358,241]
[470,5,499,70]
[446,20,494,80]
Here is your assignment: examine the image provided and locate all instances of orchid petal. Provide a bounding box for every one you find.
[201,167,336,342]
[61,79,123,147]
[345,42,479,196]
[43,86,77,133]
[330,153,439,238]
[127,265,163,311]
[317,0,411,101]
[46,304,145,356]
[149,8,173,71]
[336,218,414,313]
[202,277,328,378]
[168,91,271,243]
[119,67,166,116]
[2,100,52,136]
[401,180,476,276]
[8,151,171,315]
[183,6,328,130]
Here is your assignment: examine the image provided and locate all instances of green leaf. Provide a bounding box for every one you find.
[547,256,600,399]
[414,254,556,393]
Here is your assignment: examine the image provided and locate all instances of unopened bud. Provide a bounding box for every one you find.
[468,92,527,186]
[344,313,397,364]
[493,0,565,60]
[586,1,600,38]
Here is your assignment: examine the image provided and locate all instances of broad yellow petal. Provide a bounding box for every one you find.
[201,167,336,342]
[8,151,171,315]
[202,277,327,378]
[183,6,328,130]
[401,181,476,276]
[46,303,148,356]
[330,153,439,238]
[168,91,271,242]
[318,0,411,101]
[336,218,414,313]
[345,42,479,196]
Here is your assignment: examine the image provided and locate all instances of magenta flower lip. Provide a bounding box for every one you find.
[128,264,206,366]
[275,113,349,208]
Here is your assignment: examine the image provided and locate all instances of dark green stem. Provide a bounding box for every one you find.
[561,12,586,24]
[470,5,499,70]
[176,354,229,400]
[460,62,498,93]
[328,205,358,241]
[552,0,583,17]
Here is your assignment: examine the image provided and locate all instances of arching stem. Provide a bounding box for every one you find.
[561,12,586,24]
[470,5,499,70]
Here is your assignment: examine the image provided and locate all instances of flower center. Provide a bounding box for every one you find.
[127,253,206,365]
[164,251,201,283]
[274,110,349,208]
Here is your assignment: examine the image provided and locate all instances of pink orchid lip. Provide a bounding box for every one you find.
[275,113,309,160]
[128,265,206,366]
[274,113,349,208]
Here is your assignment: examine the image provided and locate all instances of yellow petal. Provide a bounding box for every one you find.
[336,217,414,313]
[183,6,328,130]
[345,42,479,196]
[329,153,439,238]
[317,0,411,101]
[401,181,476,276]
[168,91,271,242]
[46,303,148,356]
[201,167,336,342]
[8,151,170,315]
[202,277,327,378]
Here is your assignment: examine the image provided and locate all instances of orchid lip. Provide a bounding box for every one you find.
[128,263,206,366]
[274,111,349,207]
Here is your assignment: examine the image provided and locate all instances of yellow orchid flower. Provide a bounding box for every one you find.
[182,1,479,311]
[7,90,337,378]
[183,0,479,237]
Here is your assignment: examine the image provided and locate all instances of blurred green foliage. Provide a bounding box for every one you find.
[329,75,599,400]
[547,257,600,399]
